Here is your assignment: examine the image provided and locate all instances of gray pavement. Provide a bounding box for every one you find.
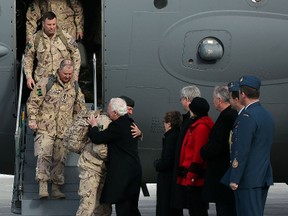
[1,174,288,215]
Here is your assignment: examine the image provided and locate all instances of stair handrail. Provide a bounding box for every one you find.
[11,54,25,214]
[93,53,98,111]
[15,54,24,134]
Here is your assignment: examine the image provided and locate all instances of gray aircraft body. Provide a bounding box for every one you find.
[0,0,288,215]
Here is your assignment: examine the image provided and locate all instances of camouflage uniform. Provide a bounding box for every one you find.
[23,29,81,82]
[27,74,86,185]
[64,111,112,216]
[26,0,84,42]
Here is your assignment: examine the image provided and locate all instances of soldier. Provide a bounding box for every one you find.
[119,95,143,139]
[222,75,275,216]
[63,110,113,216]
[27,59,86,199]
[227,81,245,114]
[26,0,84,43]
[24,11,81,90]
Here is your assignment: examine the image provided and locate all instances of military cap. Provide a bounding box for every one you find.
[228,81,240,92]
[239,75,261,90]
[189,97,210,117]
[119,96,135,108]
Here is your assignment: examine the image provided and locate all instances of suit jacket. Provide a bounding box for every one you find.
[200,106,237,203]
[88,114,142,203]
[222,102,275,188]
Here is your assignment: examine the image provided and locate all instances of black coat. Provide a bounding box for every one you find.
[170,112,192,209]
[154,127,180,216]
[88,114,142,203]
[200,106,237,204]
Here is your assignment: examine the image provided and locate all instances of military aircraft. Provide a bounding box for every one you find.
[1,0,288,215]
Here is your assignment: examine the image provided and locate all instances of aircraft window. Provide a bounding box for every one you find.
[154,0,167,9]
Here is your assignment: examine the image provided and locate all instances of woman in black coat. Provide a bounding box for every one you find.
[88,98,142,216]
[154,111,182,216]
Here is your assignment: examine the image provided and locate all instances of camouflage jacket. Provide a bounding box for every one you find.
[24,29,81,82]
[62,110,111,177]
[26,0,84,41]
[27,74,86,138]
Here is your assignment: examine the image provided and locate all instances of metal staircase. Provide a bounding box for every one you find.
[11,54,99,215]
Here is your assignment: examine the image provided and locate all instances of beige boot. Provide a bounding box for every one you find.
[51,184,65,199]
[39,181,49,199]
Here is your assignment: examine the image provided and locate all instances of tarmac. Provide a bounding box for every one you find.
[1,174,288,216]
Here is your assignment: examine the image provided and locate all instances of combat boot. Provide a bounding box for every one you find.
[51,184,66,199]
[39,181,49,199]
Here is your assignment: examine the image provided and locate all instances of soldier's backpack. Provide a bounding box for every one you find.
[63,110,111,155]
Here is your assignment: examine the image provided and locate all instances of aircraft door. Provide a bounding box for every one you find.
[0,0,17,174]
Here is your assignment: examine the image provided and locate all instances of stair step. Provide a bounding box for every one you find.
[19,124,85,215]
[22,199,80,216]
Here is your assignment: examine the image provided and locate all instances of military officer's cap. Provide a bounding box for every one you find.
[239,75,261,90]
[119,96,135,108]
[228,81,240,92]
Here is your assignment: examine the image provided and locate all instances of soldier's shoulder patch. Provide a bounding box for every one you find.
[232,158,239,168]
[36,88,43,96]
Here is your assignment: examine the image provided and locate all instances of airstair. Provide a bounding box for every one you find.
[11,55,99,215]
[14,125,81,216]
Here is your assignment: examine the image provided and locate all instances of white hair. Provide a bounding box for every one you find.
[180,85,201,102]
[213,86,230,103]
[109,98,128,116]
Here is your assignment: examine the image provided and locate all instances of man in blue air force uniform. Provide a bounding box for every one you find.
[221,75,275,216]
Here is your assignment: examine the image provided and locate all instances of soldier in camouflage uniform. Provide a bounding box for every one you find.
[27,59,86,199]
[64,111,112,216]
[26,0,84,43]
[24,11,81,90]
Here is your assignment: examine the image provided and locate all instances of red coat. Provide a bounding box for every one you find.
[177,116,214,186]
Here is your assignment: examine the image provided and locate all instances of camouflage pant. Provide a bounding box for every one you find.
[34,133,68,185]
[76,167,111,216]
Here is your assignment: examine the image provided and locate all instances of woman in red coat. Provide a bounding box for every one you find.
[177,97,214,216]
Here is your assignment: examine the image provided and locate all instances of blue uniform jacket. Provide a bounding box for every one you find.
[222,102,275,188]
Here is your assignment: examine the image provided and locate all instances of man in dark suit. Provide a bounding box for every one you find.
[222,75,275,216]
[171,85,201,215]
[87,98,142,216]
[200,86,238,216]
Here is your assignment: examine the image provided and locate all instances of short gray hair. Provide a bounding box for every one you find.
[59,59,74,71]
[213,86,230,103]
[109,98,128,116]
[180,85,201,102]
